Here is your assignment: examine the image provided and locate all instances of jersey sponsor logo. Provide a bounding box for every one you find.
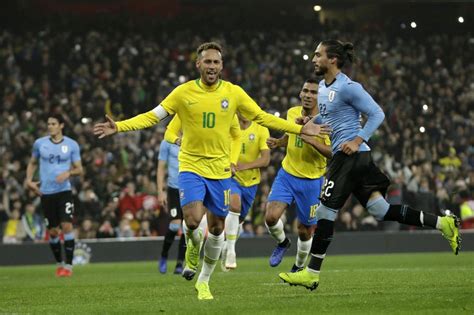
[249,133,255,141]
[221,98,229,111]
[61,145,68,153]
[170,208,177,218]
[328,90,336,102]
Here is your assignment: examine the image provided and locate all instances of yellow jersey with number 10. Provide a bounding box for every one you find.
[160,79,302,179]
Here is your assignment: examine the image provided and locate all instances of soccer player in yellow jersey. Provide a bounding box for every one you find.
[93,42,330,300]
[265,79,332,272]
[221,112,270,270]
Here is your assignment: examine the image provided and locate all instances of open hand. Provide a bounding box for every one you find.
[93,115,118,139]
[301,119,331,137]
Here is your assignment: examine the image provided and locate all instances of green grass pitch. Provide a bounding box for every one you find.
[1,252,473,314]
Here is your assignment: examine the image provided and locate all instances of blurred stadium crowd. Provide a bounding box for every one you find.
[0,17,473,243]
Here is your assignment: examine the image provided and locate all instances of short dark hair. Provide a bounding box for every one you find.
[197,42,223,57]
[48,113,65,124]
[320,39,354,68]
[305,78,318,85]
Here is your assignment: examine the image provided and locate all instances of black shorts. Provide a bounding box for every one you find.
[41,191,74,228]
[320,151,390,209]
[167,187,183,220]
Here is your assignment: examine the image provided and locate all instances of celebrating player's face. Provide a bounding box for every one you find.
[312,43,329,76]
[299,82,318,110]
[47,118,63,137]
[196,49,223,85]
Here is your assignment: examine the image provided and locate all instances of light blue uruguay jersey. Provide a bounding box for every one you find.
[32,136,81,194]
[158,140,179,189]
[317,72,385,153]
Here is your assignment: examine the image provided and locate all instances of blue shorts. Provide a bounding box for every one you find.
[178,172,231,218]
[268,168,323,226]
[230,178,258,219]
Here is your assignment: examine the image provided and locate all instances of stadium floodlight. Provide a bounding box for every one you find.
[422,104,429,111]
[458,16,464,23]
[274,111,281,117]
[419,126,426,133]
[303,54,309,60]
[410,21,417,28]
[313,5,322,12]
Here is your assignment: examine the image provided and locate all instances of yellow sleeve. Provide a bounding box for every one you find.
[235,86,302,134]
[259,126,270,150]
[116,111,160,132]
[161,85,183,115]
[230,115,241,165]
[164,115,181,144]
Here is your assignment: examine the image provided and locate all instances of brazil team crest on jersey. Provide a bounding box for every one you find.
[61,145,68,153]
[328,90,336,102]
[221,98,229,111]
[249,133,256,142]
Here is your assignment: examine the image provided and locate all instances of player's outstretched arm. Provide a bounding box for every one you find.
[237,85,330,136]
[94,105,170,138]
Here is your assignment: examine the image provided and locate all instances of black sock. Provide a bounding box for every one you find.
[308,219,334,272]
[161,229,178,258]
[278,237,290,248]
[177,233,186,262]
[423,212,438,228]
[49,241,63,263]
[383,205,438,228]
[64,239,75,265]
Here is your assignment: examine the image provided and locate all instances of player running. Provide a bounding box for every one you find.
[94,42,330,300]
[279,39,461,291]
[265,79,331,272]
[221,112,270,270]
